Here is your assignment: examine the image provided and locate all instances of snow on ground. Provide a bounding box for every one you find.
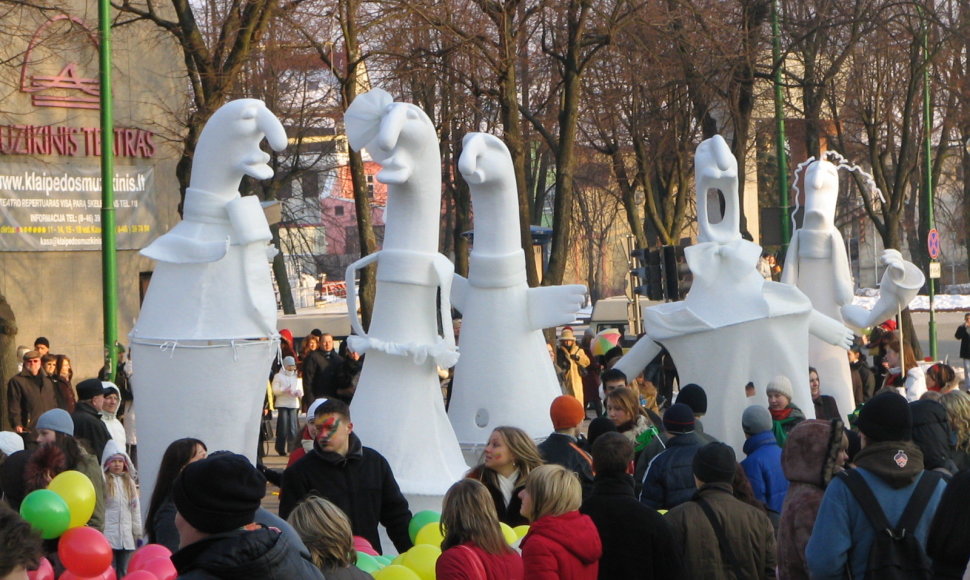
[852,293,970,312]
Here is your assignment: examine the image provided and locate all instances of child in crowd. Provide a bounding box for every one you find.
[101,440,141,575]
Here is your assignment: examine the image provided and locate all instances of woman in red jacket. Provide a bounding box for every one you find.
[436,479,523,580]
[519,464,602,580]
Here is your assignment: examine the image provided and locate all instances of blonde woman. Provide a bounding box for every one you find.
[436,479,523,580]
[519,464,602,580]
[941,390,970,472]
[466,426,544,526]
[287,496,372,579]
[604,387,657,453]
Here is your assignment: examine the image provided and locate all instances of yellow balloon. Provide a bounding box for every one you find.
[499,522,518,545]
[374,564,422,580]
[414,521,444,547]
[401,544,441,580]
[657,509,667,515]
[48,470,95,529]
[391,554,406,567]
[512,525,530,539]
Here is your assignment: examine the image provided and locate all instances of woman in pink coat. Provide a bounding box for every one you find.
[436,479,523,580]
[519,464,601,580]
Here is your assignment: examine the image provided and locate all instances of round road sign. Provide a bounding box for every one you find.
[927,228,941,260]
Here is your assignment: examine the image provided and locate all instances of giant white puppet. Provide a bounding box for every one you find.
[613,136,853,453]
[449,133,586,445]
[781,154,924,416]
[130,99,286,511]
[342,89,468,494]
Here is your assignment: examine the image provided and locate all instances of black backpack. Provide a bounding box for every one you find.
[836,468,943,580]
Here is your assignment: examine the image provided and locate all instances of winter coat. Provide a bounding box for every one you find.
[885,366,927,401]
[556,344,590,407]
[910,399,958,473]
[956,324,970,359]
[639,431,704,509]
[271,371,303,409]
[776,419,845,580]
[850,360,876,407]
[172,525,324,579]
[71,401,112,460]
[319,356,362,403]
[278,433,412,554]
[6,370,58,431]
[741,430,788,513]
[466,466,529,527]
[812,395,841,422]
[52,375,76,413]
[320,565,374,579]
[100,409,127,450]
[148,495,180,552]
[580,471,683,580]
[665,482,777,580]
[538,433,594,499]
[521,510,601,580]
[303,349,342,399]
[101,440,141,549]
[805,441,947,579]
[771,404,806,447]
[436,543,524,580]
[0,450,28,509]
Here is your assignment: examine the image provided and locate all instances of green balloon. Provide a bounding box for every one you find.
[407,510,441,543]
[356,551,383,574]
[375,556,393,566]
[20,489,71,539]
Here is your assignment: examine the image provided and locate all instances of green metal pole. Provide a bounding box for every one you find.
[921,5,937,360]
[99,0,118,380]
[772,0,790,253]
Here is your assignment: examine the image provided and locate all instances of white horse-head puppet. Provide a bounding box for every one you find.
[345,89,441,254]
[458,133,520,256]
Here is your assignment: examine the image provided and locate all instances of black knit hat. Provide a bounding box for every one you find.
[677,384,708,415]
[857,391,912,443]
[587,417,618,448]
[172,452,266,534]
[76,378,108,401]
[693,442,736,484]
[663,403,695,434]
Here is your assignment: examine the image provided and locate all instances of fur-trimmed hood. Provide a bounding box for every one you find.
[782,419,844,487]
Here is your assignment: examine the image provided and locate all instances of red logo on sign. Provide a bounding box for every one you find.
[19,15,101,110]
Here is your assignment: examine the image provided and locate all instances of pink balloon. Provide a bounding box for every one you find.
[353,535,378,556]
[28,558,54,580]
[138,558,176,580]
[127,544,172,572]
[58,528,112,577]
[59,570,114,580]
[121,573,157,580]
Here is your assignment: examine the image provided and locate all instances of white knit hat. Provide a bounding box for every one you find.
[766,375,794,401]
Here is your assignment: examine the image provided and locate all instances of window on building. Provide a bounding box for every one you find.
[302,172,319,199]
[335,206,344,217]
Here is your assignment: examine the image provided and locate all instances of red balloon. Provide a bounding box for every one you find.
[121,573,157,580]
[58,528,113,577]
[353,535,378,556]
[28,557,54,580]
[127,544,173,572]
[138,558,176,580]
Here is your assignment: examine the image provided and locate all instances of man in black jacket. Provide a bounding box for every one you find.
[581,432,683,579]
[172,452,323,579]
[278,399,413,555]
[538,395,594,499]
[69,378,112,459]
[6,350,57,435]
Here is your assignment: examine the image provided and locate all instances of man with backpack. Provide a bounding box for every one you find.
[806,391,948,579]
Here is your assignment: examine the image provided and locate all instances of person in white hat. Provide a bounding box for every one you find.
[272,356,304,457]
[557,328,590,408]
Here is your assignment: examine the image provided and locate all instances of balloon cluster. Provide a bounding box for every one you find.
[20,471,96,539]
[353,511,529,580]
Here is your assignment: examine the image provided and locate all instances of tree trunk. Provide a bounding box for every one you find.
[271,223,296,314]
[0,296,17,431]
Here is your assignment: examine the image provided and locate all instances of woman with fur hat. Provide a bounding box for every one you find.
[766,375,806,446]
[556,328,590,407]
[776,419,847,580]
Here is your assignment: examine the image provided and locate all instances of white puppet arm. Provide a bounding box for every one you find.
[809,310,854,350]
[451,273,470,314]
[527,284,588,331]
[430,254,460,369]
[613,335,663,381]
[344,253,382,348]
[841,249,924,331]
[226,196,273,246]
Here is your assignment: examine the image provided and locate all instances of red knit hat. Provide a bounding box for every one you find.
[550,395,585,430]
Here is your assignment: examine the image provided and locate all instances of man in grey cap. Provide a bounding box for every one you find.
[6,350,57,437]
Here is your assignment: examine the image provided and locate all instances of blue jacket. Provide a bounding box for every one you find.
[638,431,703,509]
[741,430,788,513]
[805,467,947,579]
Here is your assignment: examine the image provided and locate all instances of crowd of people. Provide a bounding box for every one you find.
[1,318,970,579]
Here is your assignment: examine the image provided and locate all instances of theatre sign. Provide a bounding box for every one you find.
[0,13,161,251]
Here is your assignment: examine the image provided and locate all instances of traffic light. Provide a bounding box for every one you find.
[661,245,691,301]
[631,248,663,300]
